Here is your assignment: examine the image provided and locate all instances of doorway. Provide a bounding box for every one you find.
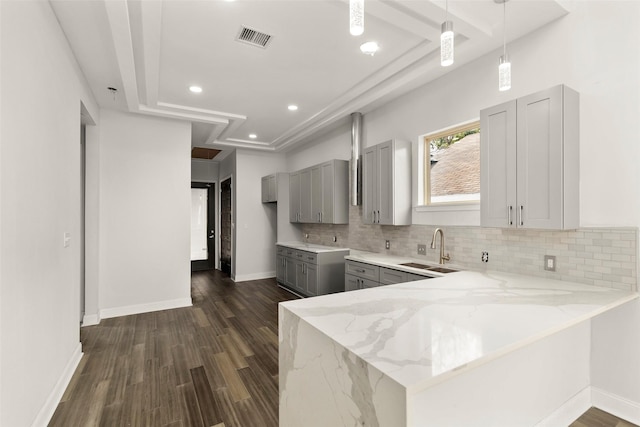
[220,177,232,276]
[191,182,216,271]
[80,124,86,323]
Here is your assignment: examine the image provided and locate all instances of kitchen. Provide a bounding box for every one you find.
[2,1,639,426]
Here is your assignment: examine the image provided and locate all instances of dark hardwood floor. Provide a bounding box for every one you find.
[571,407,638,427]
[50,270,295,427]
[49,270,636,427]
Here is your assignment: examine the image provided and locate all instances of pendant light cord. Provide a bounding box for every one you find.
[445,0,449,22]
[502,1,506,57]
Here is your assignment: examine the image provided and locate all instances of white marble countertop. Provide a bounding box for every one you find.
[346,250,465,277]
[280,270,638,393]
[276,241,350,253]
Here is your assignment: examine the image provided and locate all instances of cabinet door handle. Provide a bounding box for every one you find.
[519,205,524,226]
[373,210,377,223]
[508,205,513,226]
[377,210,380,223]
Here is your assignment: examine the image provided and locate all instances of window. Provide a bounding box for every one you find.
[423,121,480,205]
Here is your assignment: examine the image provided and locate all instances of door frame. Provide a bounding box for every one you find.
[191,182,216,271]
[219,175,233,278]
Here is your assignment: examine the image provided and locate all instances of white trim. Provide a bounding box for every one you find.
[234,271,276,282]
[534,387,591,427]
[415,203,480,213]
[99,297,192,319]
[82,313,100,327]
[592,387,640,425]
[32,343,83,427]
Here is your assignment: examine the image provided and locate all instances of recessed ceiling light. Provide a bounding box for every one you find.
[189,85,202,93]
[288,105,298,111]
[360,41,379,56]
[249,134,257,139]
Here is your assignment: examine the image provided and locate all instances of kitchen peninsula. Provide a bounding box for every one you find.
[279,271,638,426]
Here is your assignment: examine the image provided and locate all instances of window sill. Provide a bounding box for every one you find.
[415,203,480,213]
[412,203,481,226]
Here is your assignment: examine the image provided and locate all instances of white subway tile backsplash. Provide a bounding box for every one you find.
[301,206,637,291]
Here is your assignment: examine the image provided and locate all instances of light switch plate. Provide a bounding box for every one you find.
[544,255,556,272]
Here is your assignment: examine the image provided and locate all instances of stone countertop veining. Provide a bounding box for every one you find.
[276,241,350,253]
[345,250,465,277]
[279,270,638,394]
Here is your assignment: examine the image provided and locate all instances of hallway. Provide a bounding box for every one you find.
[50,271,295,426]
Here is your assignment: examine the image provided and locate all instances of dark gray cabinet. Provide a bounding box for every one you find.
[276,244,349,297]
[345,259,433,291]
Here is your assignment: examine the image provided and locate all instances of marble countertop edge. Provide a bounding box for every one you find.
[402,291,639,394]
[279,271,638,392]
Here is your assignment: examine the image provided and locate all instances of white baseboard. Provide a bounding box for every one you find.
[535,387,591,427]
[592,387,640,425]
[32,343,83,427]
[99,297,192,319]
[81,313,100,327]
[234,271,276,282]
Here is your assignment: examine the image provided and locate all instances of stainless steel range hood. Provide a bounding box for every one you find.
[350,112,362,206]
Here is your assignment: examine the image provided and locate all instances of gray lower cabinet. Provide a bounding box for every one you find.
[276,244,349,297]
[346,260,433,290]
[345,273,380,291]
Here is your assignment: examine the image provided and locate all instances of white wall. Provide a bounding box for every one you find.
[96,109,191,317]
[289,1,640,228]
[286,123,351,171]
[191,158,219,183]
[591,299,640,424]
[0,1,99,425]
[235,149,287,281]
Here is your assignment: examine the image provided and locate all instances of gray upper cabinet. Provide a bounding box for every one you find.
[290,160,349,224]
[261,173,278,203]
[299,168,313,223]
[363,139,411,225]
[289,171,301,222]
[481,84,579,230]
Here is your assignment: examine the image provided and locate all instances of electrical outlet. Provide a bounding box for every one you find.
[482,251,489,263]
[544,255,556,272]
[417,244,426,255]
[385,240,390,250]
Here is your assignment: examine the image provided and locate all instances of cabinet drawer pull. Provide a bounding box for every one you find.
[307,256,314,261]
[297,254,302,257]
[356,268,366,273]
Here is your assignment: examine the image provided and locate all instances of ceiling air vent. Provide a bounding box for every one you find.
[236,26,273,49]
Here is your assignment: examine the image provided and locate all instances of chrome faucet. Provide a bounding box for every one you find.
[430,228,450,265]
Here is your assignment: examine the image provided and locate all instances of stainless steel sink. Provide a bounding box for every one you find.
[399,262,457,274]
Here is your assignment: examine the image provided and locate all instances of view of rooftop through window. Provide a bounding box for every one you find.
[424,122,480,205]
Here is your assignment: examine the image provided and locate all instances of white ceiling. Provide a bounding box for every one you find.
[50,0,571,155]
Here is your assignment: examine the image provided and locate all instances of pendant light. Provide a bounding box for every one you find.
[350,0,364,36]
[497,0,511,91]
[440,0,454,66]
